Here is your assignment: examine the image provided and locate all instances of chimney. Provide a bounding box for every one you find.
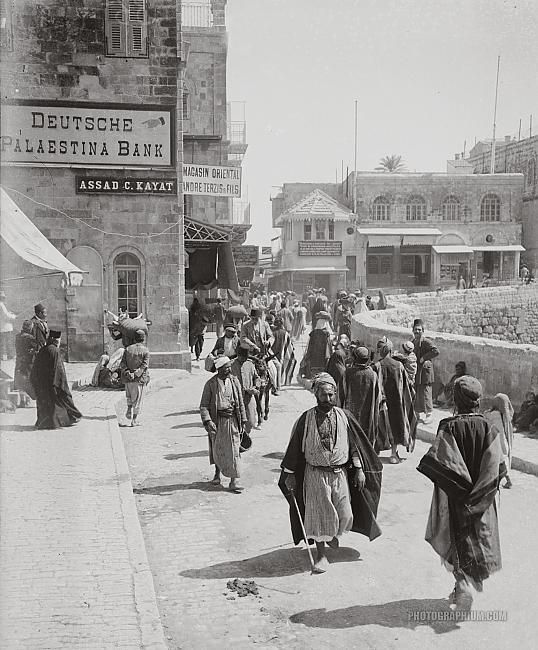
[504,135,511,143]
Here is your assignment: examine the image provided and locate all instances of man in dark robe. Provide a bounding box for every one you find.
[377,338,417,464]
[279,373,382,573]
[14,320,37,406]
[30,330,82,430]
[413,318,439,424]
[31,302,49,352]
[326,335,350,398]
[300,312,333,379]
[339,346,382,450]
[417,376,505,610]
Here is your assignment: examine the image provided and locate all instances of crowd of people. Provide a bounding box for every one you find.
[198,285,519,607]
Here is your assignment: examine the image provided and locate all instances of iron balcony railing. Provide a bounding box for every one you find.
[233,202,251,225]
[227,120,247,146]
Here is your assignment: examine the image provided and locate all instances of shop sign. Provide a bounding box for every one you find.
[183,164,241,197]
[233,245,258,267]
[1,101,174,167]
[298,241,342,256]
[76,176,177,194]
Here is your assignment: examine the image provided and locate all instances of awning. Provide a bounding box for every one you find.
[280,267,349,273]
[432,245,474,254]
[358,227,442,248]
[472,245,525,252]
[0,187,85,282]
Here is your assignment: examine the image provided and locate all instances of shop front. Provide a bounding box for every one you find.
[472,245,524,282]
[432,244,474,287]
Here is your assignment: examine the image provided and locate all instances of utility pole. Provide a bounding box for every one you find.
[353,100,358,215]
[490,55,501,175]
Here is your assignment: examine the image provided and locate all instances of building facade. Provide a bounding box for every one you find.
[0,0,190,367]
[271,172,524,293]
[181,0,250,301]
[461,134,538,268]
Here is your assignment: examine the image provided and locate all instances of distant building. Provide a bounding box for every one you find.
[271,172,524,293]
[455,134,538,268]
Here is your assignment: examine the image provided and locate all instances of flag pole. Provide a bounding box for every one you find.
[353,100,358,215]
[490,56,501,174]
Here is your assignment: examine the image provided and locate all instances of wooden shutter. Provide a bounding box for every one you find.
[106,0,126,56]
[127,0,147,57]
[0,0,13,50]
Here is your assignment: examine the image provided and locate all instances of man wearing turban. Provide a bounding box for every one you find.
[200,356,247,493]
[417,376,506,610]
[279,373,382,573]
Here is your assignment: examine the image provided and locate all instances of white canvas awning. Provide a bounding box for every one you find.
[358,227,442,248]
[0,187,85,281]
[433,245,474,254]
[472,245,525,252]
[280,267,349,273]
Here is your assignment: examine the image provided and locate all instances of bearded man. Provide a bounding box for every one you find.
[279,373,382,573]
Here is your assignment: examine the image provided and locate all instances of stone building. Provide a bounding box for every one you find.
[457,134,538,269]
[271,172,524,293]
[0,0,188,367]
[181,0,250,301]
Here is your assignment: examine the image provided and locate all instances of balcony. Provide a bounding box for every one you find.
[233,201,251,226]
[227,101,248,157]
[181,3,213,29]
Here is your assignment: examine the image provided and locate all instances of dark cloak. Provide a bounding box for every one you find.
[30,343,82,429]
[339,364,381,449]
[417,414,506,584]
[301,329,332,378]
[326,347,347,398]
[379,355,417,450]
[278,407,382,545]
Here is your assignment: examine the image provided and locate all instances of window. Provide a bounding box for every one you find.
[373,196,390,221]
[287,221,293,240]
[328,221,335,240]
[182,85,190,121]
[184,194,193,218]
[442,195,461,221]
[304,223,312,240]
[106,0,148,58]
[0,0,13,50]
[406,195,426,221]
[115,252,141,318]
[401,256,415,274]
[315,220,325,240]
[527,158,536,188]
[367,256,379,275]
[480,193,500,221]
[367,255,392,275]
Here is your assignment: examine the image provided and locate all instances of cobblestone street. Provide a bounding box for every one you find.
[121,339,538,650]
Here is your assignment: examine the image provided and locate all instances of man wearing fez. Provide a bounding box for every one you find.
[412,318,439,425]
[30,330,82,429]
[279,373,382,573]
[31,302,49,352]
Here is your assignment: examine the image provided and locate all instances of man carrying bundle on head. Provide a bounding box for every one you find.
[278,373,382,573]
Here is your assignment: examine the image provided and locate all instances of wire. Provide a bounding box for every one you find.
[2,185,182,240]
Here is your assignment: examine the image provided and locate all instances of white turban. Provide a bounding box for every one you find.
[214,356,231,369]
[312,372,337,395]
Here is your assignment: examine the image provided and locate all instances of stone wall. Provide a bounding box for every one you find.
[351,310,538,408]
[383,285,538,345]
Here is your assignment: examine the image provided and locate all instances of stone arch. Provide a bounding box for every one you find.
[480,192,501,221]
[372,195,391,221]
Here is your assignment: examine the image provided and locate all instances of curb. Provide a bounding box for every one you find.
[104,399,168,649]
[415,423,538,478]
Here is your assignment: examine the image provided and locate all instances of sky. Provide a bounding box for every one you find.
[225,0,538,246]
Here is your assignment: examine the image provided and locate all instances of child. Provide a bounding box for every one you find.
[120,329,149,426]
[393,341,417,386]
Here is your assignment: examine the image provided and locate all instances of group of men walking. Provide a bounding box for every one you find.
[199,288,507,610]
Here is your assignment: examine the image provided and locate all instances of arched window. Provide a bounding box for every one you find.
[114,252,141,318]
[527,158,536,188]
[480,193,500,221]
[182,81,190,121]
[406,195,426,221]
[373,196,390,221]
[442,195,461,221]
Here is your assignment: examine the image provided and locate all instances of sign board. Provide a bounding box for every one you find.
[76,176,177,194]
[183,164,241,197]
[298,241,343,256]
[233,245,259,267]
[1,101,174,167]
[261,246,272,255]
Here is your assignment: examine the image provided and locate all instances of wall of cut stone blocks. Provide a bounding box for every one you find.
[1,0,189,367]
[351,303,538,408]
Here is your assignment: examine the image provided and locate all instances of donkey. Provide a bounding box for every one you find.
[252,355,274,426]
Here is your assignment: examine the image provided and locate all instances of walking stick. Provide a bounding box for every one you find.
[290,492,316,574]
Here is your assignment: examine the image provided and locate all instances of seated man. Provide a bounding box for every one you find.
[514,391,538,431]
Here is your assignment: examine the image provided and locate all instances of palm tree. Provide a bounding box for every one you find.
[375,155,406,172]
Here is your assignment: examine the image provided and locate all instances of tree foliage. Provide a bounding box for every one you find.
[375,155,406,172]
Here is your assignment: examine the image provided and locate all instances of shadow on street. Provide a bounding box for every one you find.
[180,547,361,579]
[164,450,207,460]
[289,598,459,634]
[133,480,226,495]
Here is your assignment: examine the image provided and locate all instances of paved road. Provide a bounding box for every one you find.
[121,345,538,650]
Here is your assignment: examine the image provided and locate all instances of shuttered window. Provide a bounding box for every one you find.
[0,0,13,51]
[106,0,148,58]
